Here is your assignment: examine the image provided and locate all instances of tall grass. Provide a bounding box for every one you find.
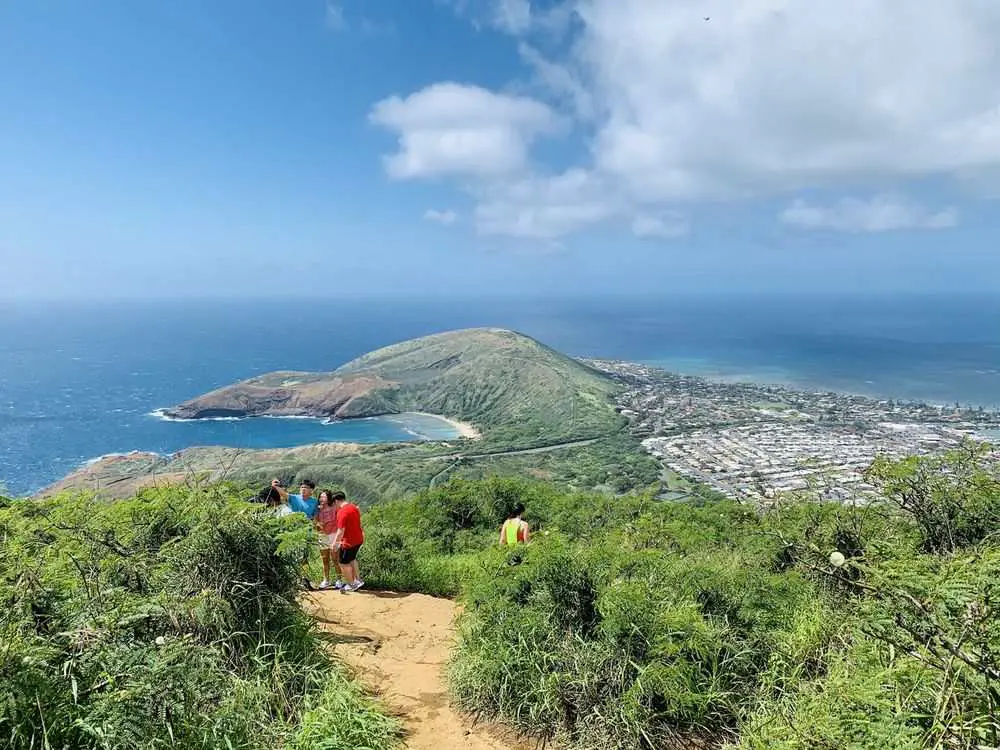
[0,483,401,750]
[359,467,1000,749]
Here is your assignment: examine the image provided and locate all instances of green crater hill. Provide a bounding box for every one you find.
[164,327,620,444]
[45,329,659,501]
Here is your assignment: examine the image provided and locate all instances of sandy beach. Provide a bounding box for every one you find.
[406,411,482,439]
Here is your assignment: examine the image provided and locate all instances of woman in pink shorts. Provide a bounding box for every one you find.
[314,490,340,589]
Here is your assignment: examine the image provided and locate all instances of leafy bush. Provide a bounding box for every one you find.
[866,441,1000,552]
[359,454,1000,750]
[18,447,994,749]
[0,484,400,750]
[289,665,401,750]
[450,537,822,748]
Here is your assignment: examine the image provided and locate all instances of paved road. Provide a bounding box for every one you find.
[428,437,602,488]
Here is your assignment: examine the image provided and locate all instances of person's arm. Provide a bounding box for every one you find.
[330,528,344,549]
[521,521,531,544]
[499,523,506,547]
[271,479,289,501]
[287,494,313,516]
[330,508,345,549]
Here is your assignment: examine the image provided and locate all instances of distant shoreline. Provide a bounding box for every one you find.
[402,411,481,440]
[152,407,480,440]
[641,357,1000,411]
[150,407,479,438]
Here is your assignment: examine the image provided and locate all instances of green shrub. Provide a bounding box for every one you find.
[364,457,1000,750]
[866,441,1000,553]
[447,535,810,748]
[734,638,927,750]
[289,665,402,750]
[0,485,399,750]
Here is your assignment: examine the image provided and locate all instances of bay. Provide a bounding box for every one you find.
[2,293,999,496]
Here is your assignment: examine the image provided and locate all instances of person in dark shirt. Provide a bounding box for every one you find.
[256,485,283,508]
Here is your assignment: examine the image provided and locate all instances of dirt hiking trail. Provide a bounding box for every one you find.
[304,590,532,750]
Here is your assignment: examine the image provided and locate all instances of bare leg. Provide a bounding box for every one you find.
[320,549,331,582]
[337,555,351,583]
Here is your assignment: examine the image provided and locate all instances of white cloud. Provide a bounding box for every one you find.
[493,0,531,34]
[369,83,560,179]
[632,214,689,240]
[475,169,615,239]
[424,209,459,225]
[323,1,392,35]
[577,0,1000,202]
[518,43,594,119]
[325,1,345,30]
[376,0,1000,240]
[781,195,959,233]
[444,0,565,35]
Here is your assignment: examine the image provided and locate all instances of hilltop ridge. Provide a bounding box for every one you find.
[49,329,655,499]
[164,328,620,445]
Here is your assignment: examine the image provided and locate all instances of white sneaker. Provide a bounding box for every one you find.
[350,580,365,591]
[318,579,330,590]
[333,580,346,590]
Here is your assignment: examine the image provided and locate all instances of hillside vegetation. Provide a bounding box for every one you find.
[9,441,999,748]
[49,329,661,500]
[166,328,622,446]
[0,487,400,750]
[333,328,622,444]
[357,442,1000,749]
[44,430,662,503]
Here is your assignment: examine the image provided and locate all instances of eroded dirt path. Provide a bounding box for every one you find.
[304,590,531,750]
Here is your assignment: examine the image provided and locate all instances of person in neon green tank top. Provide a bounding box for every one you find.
[499,503,530,546]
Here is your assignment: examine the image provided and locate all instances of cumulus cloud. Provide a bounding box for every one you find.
[518,43,594,119]
[631,214,689,240]
[493,0,531,33]
[375,0,1000,239]
[578,0,1000,203]
[474,169,616,239]
[781,195,959,233]
[424,209,459,225]
[370,83,560,179]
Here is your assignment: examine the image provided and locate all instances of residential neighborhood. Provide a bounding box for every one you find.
[587,359,1000,500]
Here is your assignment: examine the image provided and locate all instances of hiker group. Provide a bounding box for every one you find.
[260,479,531,592]
[261,479,366,592]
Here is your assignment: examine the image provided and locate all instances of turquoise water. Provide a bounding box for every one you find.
[3,294,1000,496]
[144,411,462,449]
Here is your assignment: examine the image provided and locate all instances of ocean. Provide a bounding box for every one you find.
[2,293,999,497]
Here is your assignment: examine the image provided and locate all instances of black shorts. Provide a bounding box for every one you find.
[339,544,362,565]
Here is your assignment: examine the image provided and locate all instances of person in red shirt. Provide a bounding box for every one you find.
[330,491,365,592]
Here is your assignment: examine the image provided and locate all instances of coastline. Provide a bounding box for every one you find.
[644,356,1000,411]
[153,406,482,441]
[403,411,481,440]
[152,407,483,444]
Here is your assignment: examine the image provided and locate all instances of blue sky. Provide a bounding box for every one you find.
[2,0,999,299]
